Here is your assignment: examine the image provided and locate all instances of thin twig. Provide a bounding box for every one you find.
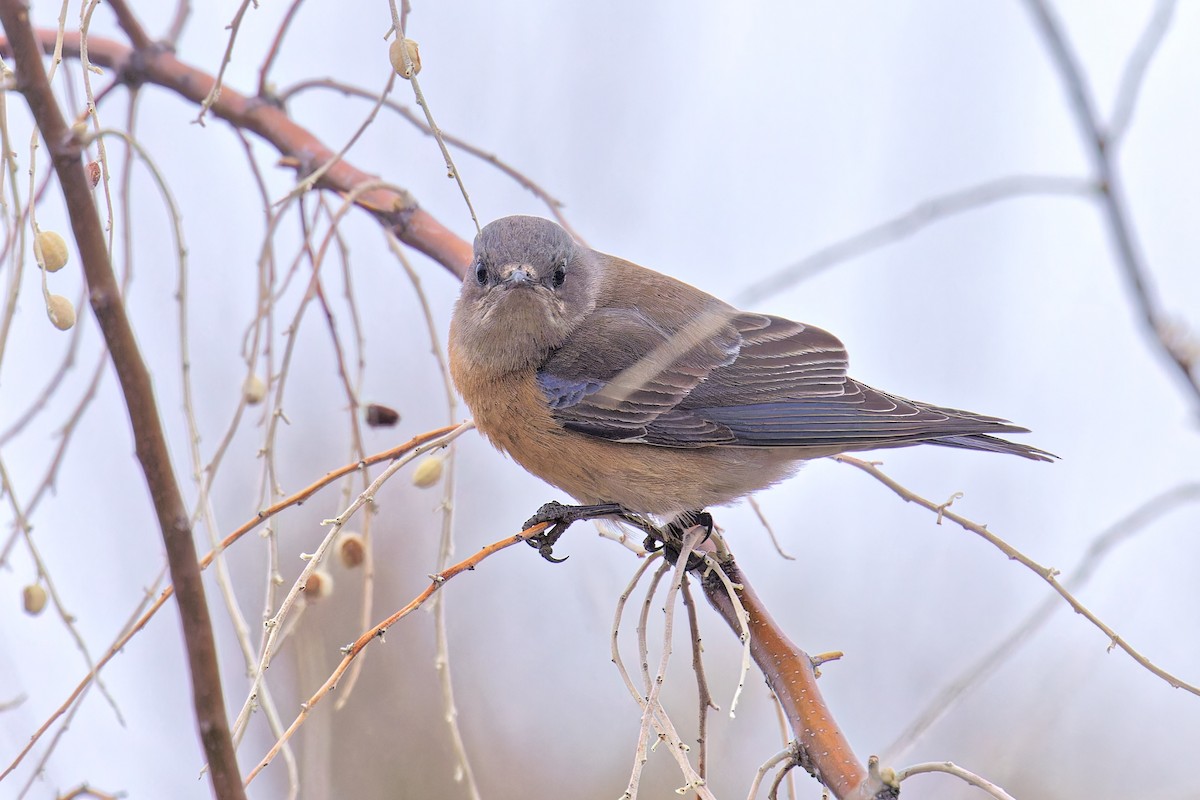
[195,0,256,125]
[611,553,715,799]
[746,744,798,800]
[277,77,581,240]
[746,497,796,561]
[624,529,709,800]
[680,576,717,787]
[1109,0,1177,144]
[243,518,543,785]
[230,422,474,745]
[895,761,1015,800]
[836,455,1200,696]
[257,0,306,98]
[387,4,480,235]
[882,481,1200,761]
[737,174,1095,306]
[2,425,463,781]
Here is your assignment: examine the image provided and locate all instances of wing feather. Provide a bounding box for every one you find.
[536,307,1050,459]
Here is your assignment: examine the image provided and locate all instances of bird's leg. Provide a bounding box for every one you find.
[522,501,658,563]
[655,510,714,571]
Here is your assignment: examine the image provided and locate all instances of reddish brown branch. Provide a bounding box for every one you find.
[0,4,246,799]
[0,28,474,280]
[698,550,898,800]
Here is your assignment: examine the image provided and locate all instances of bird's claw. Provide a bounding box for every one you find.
[522,501,630,564]
[660,510,714,571]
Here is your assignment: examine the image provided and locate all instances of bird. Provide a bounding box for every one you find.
[449,215,1052,544]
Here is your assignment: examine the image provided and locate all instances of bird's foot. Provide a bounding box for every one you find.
[652,510,713,571]
[522,501,646,563]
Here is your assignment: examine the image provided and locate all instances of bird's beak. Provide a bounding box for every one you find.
[499,263,533,288]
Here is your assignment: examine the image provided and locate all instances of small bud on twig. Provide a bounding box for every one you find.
[46,294,76,330]
[243,374,267,405]
[338,532,366,569]
[411,454,444,488]
[35,230,69,272]
[303,570,334,601]
[389,38,421,78]
[22,584,47,616]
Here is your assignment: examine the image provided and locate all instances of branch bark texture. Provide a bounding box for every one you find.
[700,552,899,800]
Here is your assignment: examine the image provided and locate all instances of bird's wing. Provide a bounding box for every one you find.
[536,305,743,445]
[538,309,1051,458]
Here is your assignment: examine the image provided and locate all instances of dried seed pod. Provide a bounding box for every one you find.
[243,374,267,405]
[365,403,400,428]
[23,584,47,615]
[46,294,76,331]
[411,454,444,488]
[35,230,69,272]
[338,532,366,569]
[389,37,421,78]
[303,570,333,601]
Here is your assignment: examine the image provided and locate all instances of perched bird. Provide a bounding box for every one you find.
[449,215,1052,526]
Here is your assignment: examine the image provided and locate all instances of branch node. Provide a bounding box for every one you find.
[935,491,964,524]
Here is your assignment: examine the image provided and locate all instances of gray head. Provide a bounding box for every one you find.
[451,216,602,373]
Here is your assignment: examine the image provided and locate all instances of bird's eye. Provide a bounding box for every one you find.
[551,261,566,288]
[474,262,488,286]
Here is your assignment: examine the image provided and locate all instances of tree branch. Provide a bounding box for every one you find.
[0,28,474,280]
[1022,0,1199,406]
[0,4,245,798]
[698,548,898,800]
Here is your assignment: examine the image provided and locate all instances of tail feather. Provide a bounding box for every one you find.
[929,433,1058,462]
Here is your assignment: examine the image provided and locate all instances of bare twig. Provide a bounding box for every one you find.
[195,0,256,125]
[836,455,1200,697]
[746,497,796,561]
[387,4,480,235]
[2,425,462,781]
[0,457,124,724]
[737,174,1095,307]
[624,529,709,799]
[746,743,799,800]
[257,0,306,98]
[17,566,166,799]
[1022,0,1199,405]
[611,553,715,799]
[243,518,543,785]
[883,481,1200,760]
[277,78,582,240]
[680,576,717,785]
[1109,0,1177,144]
[895,761,1016,800]
[230,422,474,747]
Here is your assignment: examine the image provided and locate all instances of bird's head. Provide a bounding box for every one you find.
[451,216,601,373]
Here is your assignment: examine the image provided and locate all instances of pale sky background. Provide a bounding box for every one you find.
[1,2,1198,799]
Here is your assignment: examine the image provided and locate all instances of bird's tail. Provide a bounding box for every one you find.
[928,433,1058,462]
